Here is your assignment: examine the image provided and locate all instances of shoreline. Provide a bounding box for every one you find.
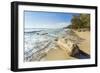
[42,30,90,61]
[24,29,90,62]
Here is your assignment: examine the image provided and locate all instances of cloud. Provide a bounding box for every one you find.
[25,22,70,29]
[57,22,70,28]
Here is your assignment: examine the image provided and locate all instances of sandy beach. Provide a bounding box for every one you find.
[45,46,75,61]
[74,30,90,54]
[43,30,90,61]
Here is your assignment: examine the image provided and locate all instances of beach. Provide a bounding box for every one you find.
[43,30,90,61]
[24,28,90,61]
[74,30,90,55]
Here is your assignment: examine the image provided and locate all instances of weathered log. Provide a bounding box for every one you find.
[70,44,90,59]
[56,38,90,59]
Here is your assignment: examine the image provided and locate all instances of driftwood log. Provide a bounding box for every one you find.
[70,44,90,59]
[57,38,90,59]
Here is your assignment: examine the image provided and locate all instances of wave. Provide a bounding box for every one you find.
[24,28,83,61]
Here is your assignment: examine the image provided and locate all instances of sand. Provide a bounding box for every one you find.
[43,30,90,61]
[74,31,90,54]
[45,47,75,61]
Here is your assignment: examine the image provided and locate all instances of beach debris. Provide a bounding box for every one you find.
[56,38,74,55]
[56,38,90,59]
[70,44,90,59]
[24,28,88,61]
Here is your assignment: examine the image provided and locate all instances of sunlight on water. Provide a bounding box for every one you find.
[24,28,86,62]
[24,28,69,61]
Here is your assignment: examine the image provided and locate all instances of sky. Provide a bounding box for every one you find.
[24,11,78,28]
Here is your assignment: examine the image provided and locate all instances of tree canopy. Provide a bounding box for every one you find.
[67,14,90,29]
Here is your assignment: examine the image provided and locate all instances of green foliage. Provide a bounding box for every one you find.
[80,14,90,28]
[67,14,90,29]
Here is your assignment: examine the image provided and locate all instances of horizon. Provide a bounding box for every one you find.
[24,11,79,29]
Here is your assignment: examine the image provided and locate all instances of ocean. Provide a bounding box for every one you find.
[24,28,68,61]
[24,28,89,61]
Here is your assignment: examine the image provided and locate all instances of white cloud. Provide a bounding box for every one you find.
[56,22,70,28]
[25,22,70,29]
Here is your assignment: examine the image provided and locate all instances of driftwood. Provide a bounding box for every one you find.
[70,44,90,59]
[57,38,90,59]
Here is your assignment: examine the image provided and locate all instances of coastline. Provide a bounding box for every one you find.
[42,30,90,61]
[24,28,90,61]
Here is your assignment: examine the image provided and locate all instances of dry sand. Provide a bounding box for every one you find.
[74,31,90,54]
[45,47,75,61]
[43,30,90,61]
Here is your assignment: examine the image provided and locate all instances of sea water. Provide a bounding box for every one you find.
[24,28,87,61]
[24,28,68,61]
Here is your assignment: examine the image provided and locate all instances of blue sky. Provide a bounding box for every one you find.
[24,11,78,28]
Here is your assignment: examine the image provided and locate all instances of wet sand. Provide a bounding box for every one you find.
[43,30,90,61]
